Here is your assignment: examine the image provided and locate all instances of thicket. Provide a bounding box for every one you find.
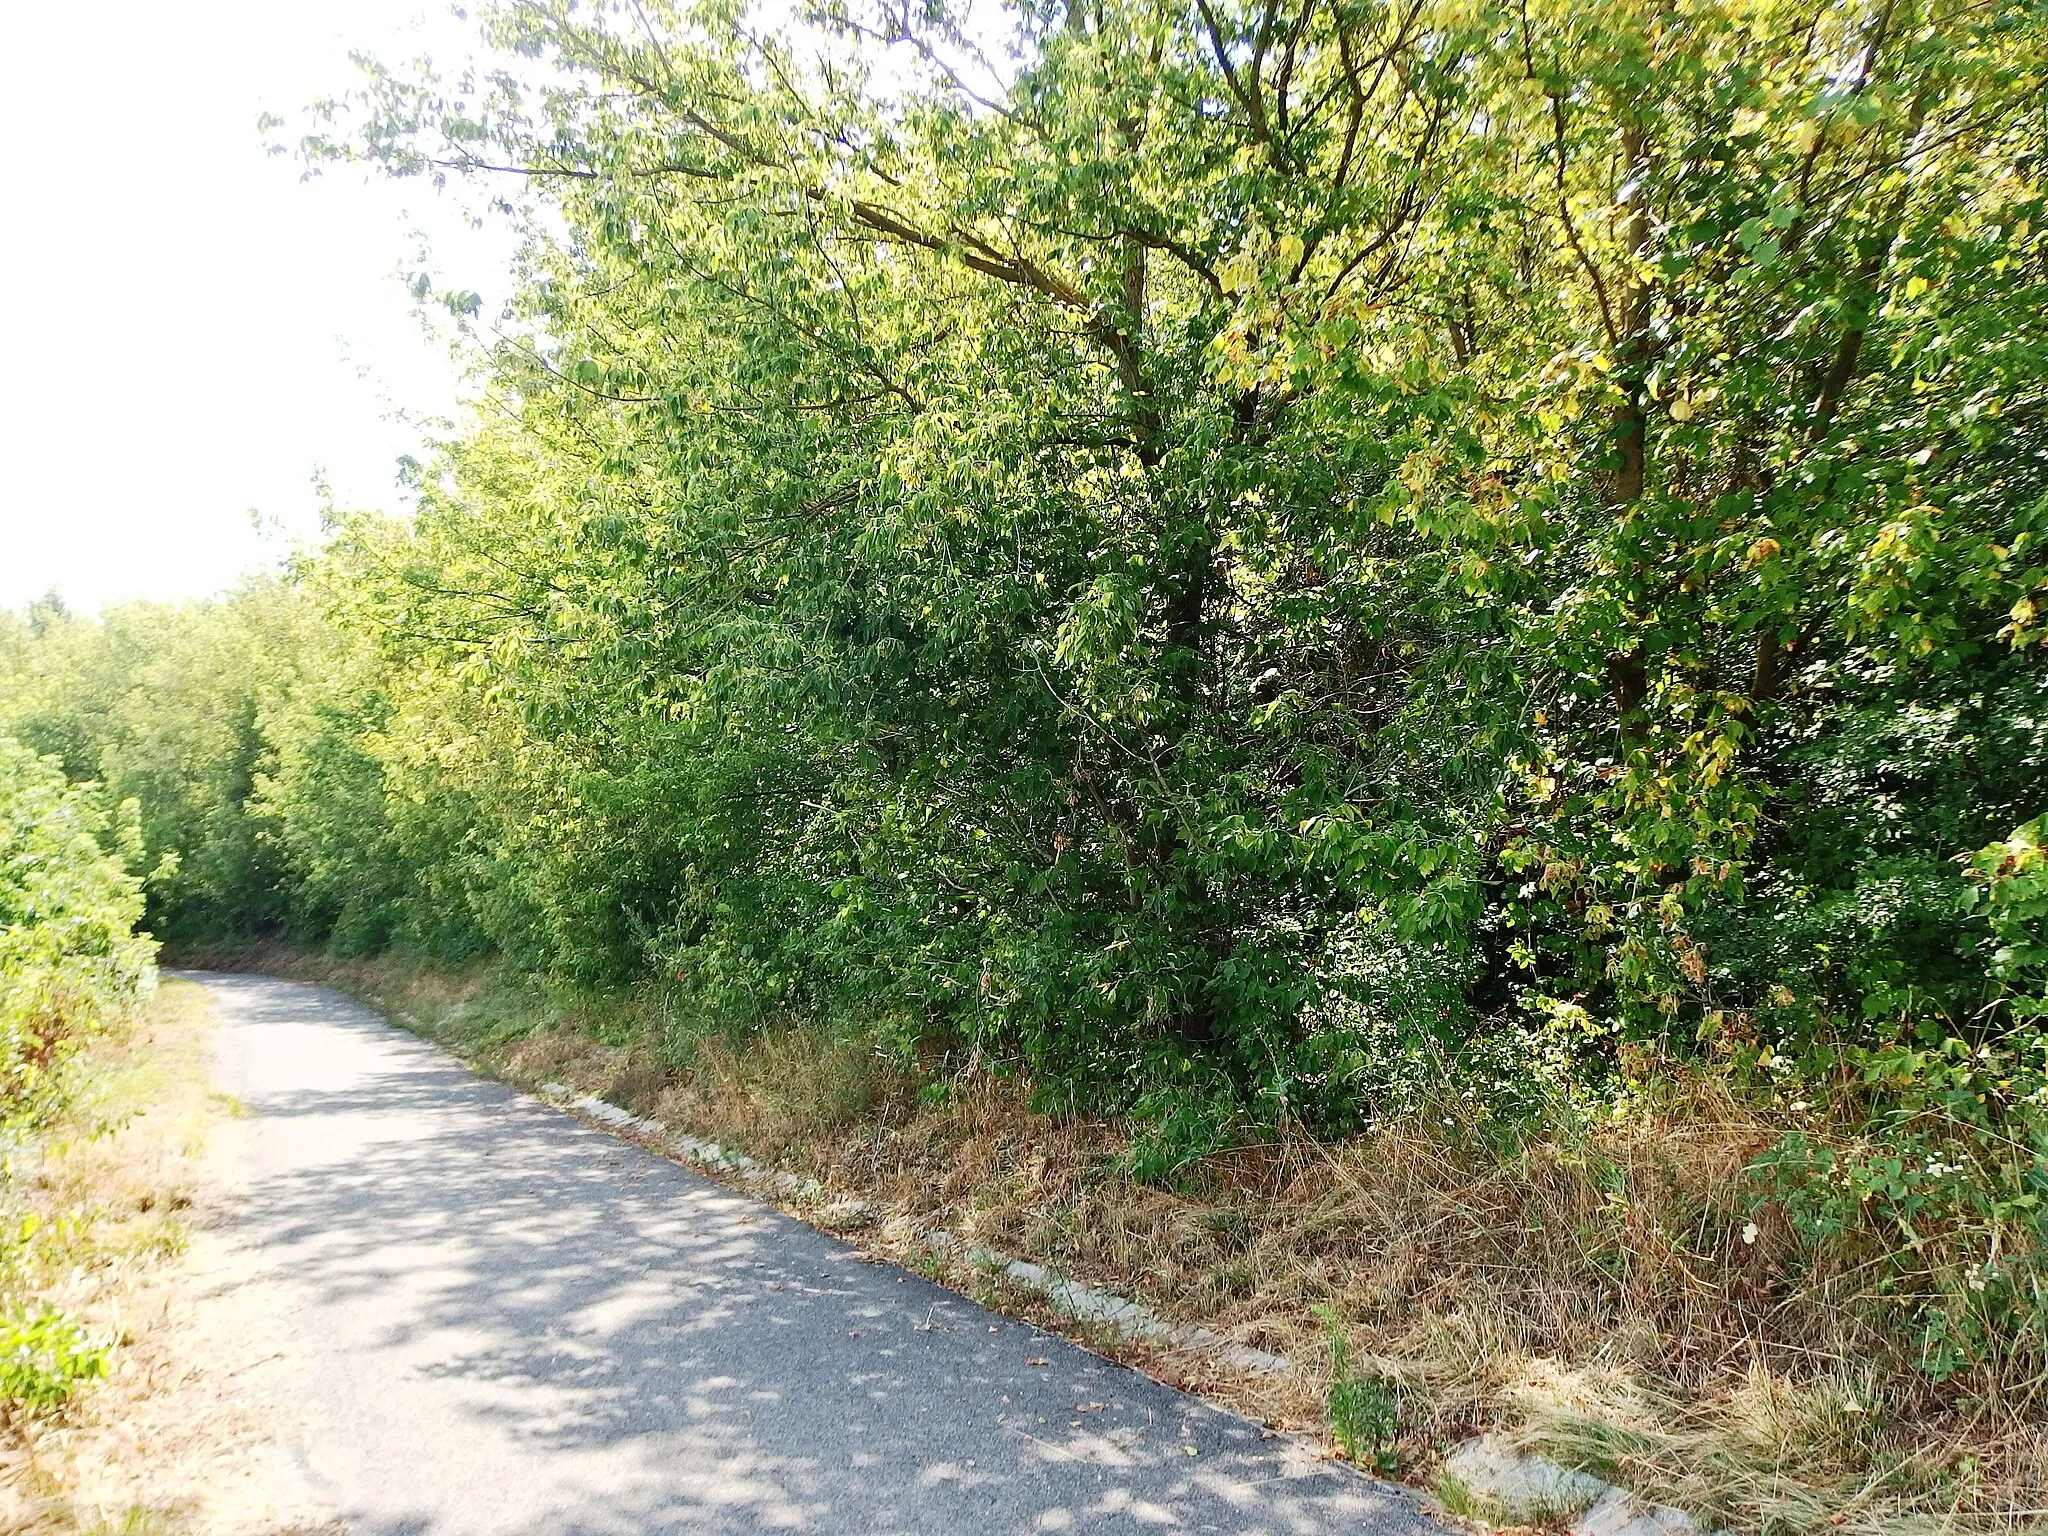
[0,724,154,1417]
[9,0,2048,1405]
[0,729,155,1131]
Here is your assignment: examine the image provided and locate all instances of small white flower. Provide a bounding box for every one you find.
[1742,1222,1760,1245]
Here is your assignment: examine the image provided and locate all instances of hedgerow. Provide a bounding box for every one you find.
[9,0,2048,1404]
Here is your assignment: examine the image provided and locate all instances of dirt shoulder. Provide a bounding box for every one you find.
[0,979,338,1536]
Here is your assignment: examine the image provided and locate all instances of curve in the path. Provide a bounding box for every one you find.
[191,970,1447,1536]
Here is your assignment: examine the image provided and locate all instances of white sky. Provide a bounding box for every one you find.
[0,0,507,614]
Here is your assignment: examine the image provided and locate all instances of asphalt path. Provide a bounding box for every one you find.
[190,970,1447,1536]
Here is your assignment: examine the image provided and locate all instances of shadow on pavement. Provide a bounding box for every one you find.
[186,970,1440,1536]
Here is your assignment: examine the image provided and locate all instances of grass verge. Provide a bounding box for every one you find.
[0,978,335,1535]
[174,943,2048,1536]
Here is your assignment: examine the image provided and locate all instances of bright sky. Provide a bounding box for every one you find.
[0,0,507,614]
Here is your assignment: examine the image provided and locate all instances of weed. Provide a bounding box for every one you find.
[0,1304,107,1413]
[1320,1308,1399,1475]
[80,1509,174,1536]
[1432,1470,1477,1518]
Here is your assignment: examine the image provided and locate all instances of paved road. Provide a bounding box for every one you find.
[191,971,1444,1536]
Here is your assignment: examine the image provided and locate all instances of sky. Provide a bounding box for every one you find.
[0,0,509,614]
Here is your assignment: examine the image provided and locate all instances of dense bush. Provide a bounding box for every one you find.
[0,736,155,1126]
[9,0,2048,1385]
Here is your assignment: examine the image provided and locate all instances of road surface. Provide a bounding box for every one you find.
[192,970,1445,1535]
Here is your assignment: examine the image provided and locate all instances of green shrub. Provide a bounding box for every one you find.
[0,1303,109,1413]
[0,736,156,1127]
[1322,1309,1401,1474]
[1749,814,2048,1384]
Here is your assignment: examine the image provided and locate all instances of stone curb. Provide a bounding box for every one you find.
[1442,1435,1711,1536]
[918,1228,1292,1376]
[538,1085,1713,1536]
[535,1083,1289,1377]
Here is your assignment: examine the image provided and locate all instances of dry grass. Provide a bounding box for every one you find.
[0,980,340,1536]
[180,945,2048,1536]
